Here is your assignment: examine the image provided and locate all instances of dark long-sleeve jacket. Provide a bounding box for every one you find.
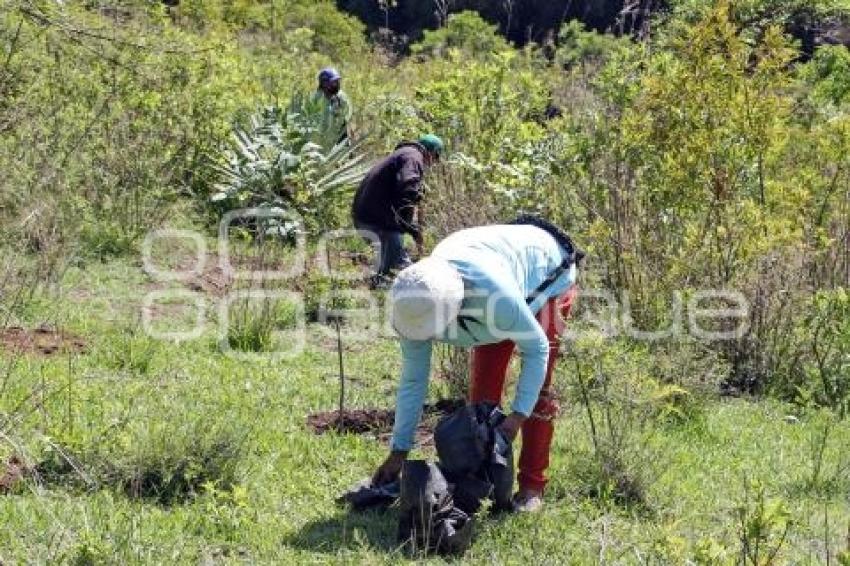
[351,142,427,238]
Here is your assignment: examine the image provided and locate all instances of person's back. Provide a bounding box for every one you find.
[351,143,425,232]
[432,224,571,305]
[351,135,443,284]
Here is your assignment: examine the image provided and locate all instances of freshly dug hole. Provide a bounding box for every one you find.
[307,399,465,441]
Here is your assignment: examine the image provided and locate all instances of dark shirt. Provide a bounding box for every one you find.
[351,142,427,237]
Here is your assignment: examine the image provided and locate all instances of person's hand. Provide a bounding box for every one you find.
[498,412,527,443]
[371,451,407,486]
[412,231,425,259]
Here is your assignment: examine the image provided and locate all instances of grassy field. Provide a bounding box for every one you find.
[1,247,849,565]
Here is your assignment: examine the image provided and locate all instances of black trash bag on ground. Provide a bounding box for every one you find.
[397,460,474,556]
[449,474,492,516]
[434,402,514,512]
[483,427,514,512]
[336,478,400,511]
[433,404,488,476]
[339,403,514,557]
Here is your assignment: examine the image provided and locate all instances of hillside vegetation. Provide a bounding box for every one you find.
[1,0,850,563]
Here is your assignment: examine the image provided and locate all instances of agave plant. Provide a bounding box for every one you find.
[211,95,369,236]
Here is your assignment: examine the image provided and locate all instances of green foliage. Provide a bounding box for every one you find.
[563,334,678,510]
[413,53,546,156]
[211,99,369,236]
[0,2,253,261]
[735,480,793,565]
[555,19,630,68]
[226,295,299,353]
[803,45,850,106]
[97,326,159,375]
[778,289,850,414]
[411,10,510,59]
[667,0,849,28]
[37,416,249,505]
[172,0,367,60]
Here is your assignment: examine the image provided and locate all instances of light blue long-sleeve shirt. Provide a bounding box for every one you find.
[390,224,577,451]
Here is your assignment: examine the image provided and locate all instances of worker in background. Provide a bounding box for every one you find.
[312,67,352,143]
[352,134,444,288]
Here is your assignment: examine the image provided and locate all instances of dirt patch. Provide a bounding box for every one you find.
[186,255,233,297]
[183,254,292,297]
[338,251,371,267]
[0,326,87,356]
[312,334,373,353]
[307,399,465,446]
[0,456,31,494]
[307,408,395,434]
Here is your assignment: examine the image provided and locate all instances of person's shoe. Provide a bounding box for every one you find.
[512,489,544,513]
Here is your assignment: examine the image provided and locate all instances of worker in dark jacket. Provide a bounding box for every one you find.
[352,134,444,286]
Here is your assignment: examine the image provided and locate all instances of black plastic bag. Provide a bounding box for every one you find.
[336,478,400,511]
[433,404,488,476]
[397,460,474,556]
[434,402,514,512]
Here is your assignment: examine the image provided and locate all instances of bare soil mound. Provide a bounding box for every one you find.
[0,326,87,356]
[307,399,465,446]
[0,456,31,494]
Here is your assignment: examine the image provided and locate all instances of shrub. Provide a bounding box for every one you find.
[555,19,630,68]
[561,334,678,510]
[225,295,300,353]
[411,11,511,60]
[210,99,369,236]
[37,415,249,505]
[774,289,850,414]
[734,479,794,566]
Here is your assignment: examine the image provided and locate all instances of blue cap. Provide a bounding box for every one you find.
[318,67,341,83]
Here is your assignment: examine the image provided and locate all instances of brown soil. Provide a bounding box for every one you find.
[0,326,87,356]
[307,408,395,434]
[183,254,294,297]
[307,399,465,446]
[338,251,371,267]
[0,456,31,494]
[185,254,233,297]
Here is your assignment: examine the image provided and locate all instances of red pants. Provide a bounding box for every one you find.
[469,286,577,493]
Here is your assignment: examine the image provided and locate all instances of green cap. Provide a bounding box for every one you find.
[418,133,444,156]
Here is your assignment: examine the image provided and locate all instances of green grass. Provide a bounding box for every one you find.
[1,254,849,564]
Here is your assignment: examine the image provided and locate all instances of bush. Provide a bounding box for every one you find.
[37,415,249,505]
[555,19,629,68]
[561,334,684,510]
[226,295,300,353]
[210,99,369,237]
[773,289,850,414]
[411,11,510,60]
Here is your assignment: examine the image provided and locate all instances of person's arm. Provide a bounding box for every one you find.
[493,293,550,433]
[373,338,433,484]
[414,204,425,257]
[394,187,422,239]
[339,92,353,139]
